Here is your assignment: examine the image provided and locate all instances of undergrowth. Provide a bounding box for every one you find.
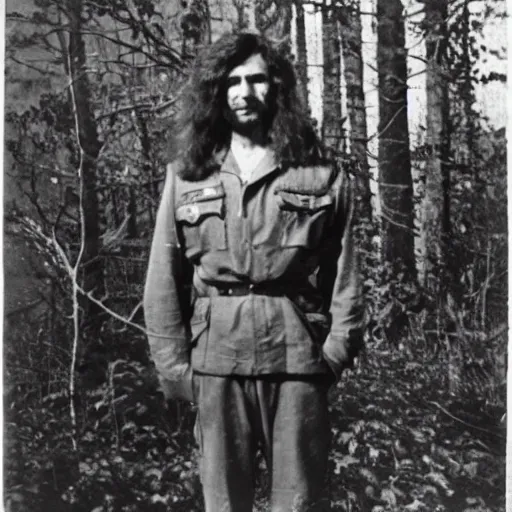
[4,325,506,512]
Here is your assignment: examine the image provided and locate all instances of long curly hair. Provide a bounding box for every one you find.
[170,31,324,181]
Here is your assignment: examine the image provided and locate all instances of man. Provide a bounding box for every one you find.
[144,31,364,512]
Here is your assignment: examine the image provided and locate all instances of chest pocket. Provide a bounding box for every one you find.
[276,190,333,249]
[176,184,228,258]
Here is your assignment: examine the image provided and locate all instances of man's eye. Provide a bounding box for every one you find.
[227,77,241,87]
[249,74,268,84]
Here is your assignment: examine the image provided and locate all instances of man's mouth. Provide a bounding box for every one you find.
[235,109,258,119]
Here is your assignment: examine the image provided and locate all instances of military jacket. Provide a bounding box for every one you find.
[144,149,364,385]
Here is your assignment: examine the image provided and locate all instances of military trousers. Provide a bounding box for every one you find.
[193,373,332,512]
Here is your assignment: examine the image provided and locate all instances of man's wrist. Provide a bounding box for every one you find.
[322,333,356,380]
[158,364,196,403]
[322,351,345,382]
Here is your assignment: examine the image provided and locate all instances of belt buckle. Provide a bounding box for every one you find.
[222,283,254,296]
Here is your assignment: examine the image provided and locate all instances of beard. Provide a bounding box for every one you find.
[224,98,271,137]
[226,113,261,137]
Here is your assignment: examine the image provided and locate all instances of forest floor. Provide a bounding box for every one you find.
[5,341,507,512]
[321,348,507,512]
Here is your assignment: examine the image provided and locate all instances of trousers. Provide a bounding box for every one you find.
[193,374,332,512]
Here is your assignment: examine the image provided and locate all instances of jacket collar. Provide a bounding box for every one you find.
[217,146,280,185]
[248,148,280,185]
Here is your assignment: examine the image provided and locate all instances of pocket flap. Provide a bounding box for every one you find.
[176,198,223,225]
[180,184,225,204]
[277,191,333,212]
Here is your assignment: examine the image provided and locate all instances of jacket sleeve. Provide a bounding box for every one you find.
[319,169,365,380]
[143,165,194,400]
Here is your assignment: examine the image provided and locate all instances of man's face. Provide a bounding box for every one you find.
[225,53,270,132]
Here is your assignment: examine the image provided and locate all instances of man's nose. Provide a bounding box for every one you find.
[239,78,253,97]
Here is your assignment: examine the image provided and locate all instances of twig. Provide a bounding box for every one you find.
[48,227,172,340]
[8,55,60,76]
[79,288,176,340]
[486,324,508,343]
[81,29,182,70]
[427,400,506,440]
[367,105,406,142]
[55,15,89,452]
[95,102,154,121]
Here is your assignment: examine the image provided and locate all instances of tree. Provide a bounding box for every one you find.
[440,0,508,331]
[339,0,372,221]
[4,0,189,410]
[293,0,309,108]
[376,0,416,281]
[322,1,344,155]
[421,0,451,293]
[65,0,105,339]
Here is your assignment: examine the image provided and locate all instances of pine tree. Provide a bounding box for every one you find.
[339,1,372,221]
[377,0,416,281]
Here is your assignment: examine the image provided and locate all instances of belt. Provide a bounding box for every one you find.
[207,282,302,297]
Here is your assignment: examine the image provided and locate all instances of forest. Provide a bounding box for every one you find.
[3,0,507,511]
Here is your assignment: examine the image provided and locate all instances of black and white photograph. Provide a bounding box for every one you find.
[3,0,508,510]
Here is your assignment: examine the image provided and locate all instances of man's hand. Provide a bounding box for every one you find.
[159,365,196,403]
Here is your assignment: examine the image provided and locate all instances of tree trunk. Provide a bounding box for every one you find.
[66,0,105,336]
[322,2,344,156]
[339,1,372,221]
[293,0,309,109]
[376,0,416,281]
[133,109,155,239]
[461,0,480,266]
[462,0,475,159]
[422,0,450,291]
